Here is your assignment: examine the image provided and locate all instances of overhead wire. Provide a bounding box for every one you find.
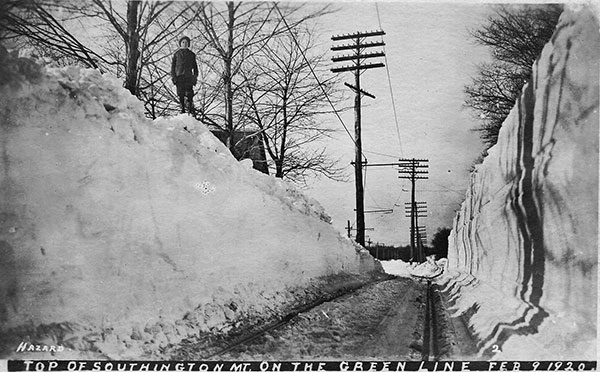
[375,2,404,157]
[272,2,367,163]
[425,180,467,196]
[364,168,387,211]
[363,149,401,159]
[374,3,408,195]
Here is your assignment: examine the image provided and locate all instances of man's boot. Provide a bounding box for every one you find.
[187,100,195,116]
[179,96,186,113]
[185,93,195,116]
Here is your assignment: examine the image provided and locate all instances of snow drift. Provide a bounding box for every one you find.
[443,7,598,360]
[380,257,444,279]
[0,47,383,359]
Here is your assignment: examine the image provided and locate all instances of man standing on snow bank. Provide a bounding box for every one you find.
[171,36,198,114]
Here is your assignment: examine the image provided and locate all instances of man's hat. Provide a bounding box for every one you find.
[179,36,191,45]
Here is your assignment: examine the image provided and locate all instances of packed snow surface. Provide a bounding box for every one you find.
[0,47,382,359]
[380,257,444,279]
[444,7,598,360]
[409,257,443,279]
[380,260,413,277]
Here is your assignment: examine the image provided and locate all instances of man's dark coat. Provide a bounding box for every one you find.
[171,48,198,85]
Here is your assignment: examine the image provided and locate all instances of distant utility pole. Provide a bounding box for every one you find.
[411,226,427,236]
[416,226,428,261]
[404,202,427,218]
[407,226,428,262]
[331,30,385,247]
[405,202,427,262]
[405,203,427,256]
[398,158,429,262]
[345,220,374,239]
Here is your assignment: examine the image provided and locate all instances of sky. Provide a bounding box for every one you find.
[302,2,495,246]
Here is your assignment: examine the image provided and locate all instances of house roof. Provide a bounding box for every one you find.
[210,130,269,175]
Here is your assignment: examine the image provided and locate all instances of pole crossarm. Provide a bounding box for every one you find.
[362,162,406,167]
[331,41,386,51]
[331,30,385,41]
[356,209,394,214]
[362,162,426,168]
[344,83,376,99]
[399,158,429,162]
[398,165,429,169]
[332,51,386,63]
[331,63,385,73]
[398,170,429,174]
[400,176,429,180]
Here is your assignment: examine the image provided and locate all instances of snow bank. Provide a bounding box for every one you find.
[380,259,413,277]
[444,7,598,360]
[0,47,383,359]
[381,257,443,278]
[410,257,443,279]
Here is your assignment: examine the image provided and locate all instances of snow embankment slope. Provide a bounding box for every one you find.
[0,47,383,359]
[443,7,598,360]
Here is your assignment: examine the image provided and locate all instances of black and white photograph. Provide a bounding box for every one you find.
[0,0,597,368]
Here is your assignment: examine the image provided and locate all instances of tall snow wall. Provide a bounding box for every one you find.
[444,7,598,360]
[0,47,382,358]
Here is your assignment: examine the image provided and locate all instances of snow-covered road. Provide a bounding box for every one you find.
[166,277,478,361]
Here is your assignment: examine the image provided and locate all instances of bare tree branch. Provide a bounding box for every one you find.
[464,4,562,148]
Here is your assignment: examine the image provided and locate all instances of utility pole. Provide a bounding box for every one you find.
[405,202,427,262]
[398,158,429,262]
[331,30,385,247]
[416,227,428,261]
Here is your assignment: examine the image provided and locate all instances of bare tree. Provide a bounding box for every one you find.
[464,4,562,148]
[192,1,335,153]
[0,0,106,68]
[1,0,197,114]
[243,26,347,184]
[464,61,527,145]
[124,0,141,95]
[430,227,451,258]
